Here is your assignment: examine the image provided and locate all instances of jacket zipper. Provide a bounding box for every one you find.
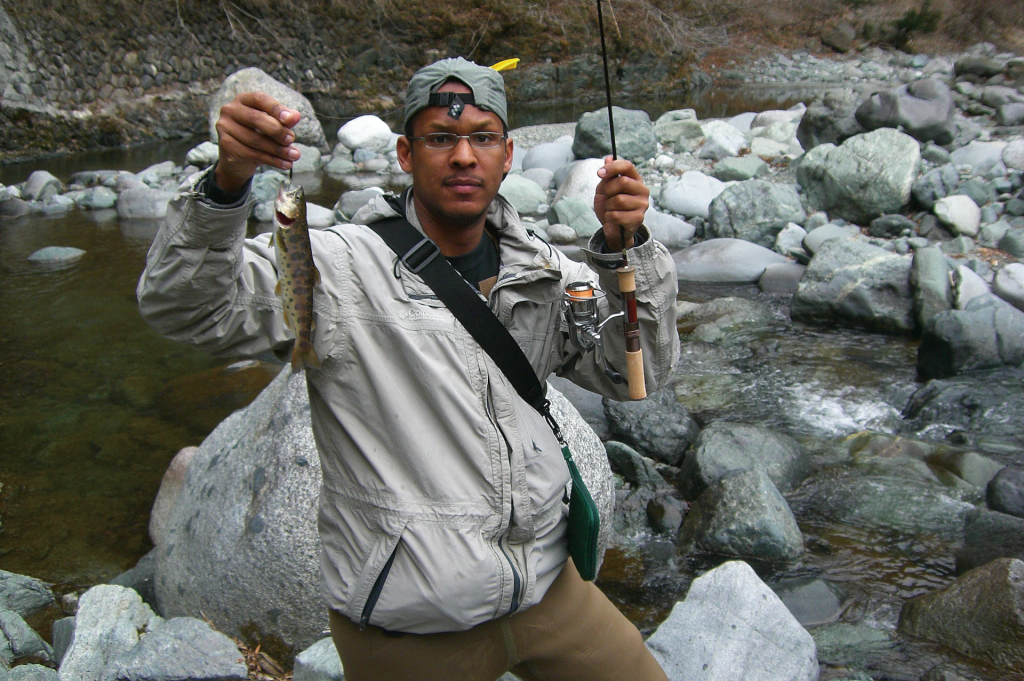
[359,545,398,631]
[487,388,521,615]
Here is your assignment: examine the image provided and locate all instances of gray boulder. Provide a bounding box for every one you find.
[952,265,990,310]
[137,161,177,188]
[108,550,156,611]
[898,558,1024,674]
[98,618,248,681]
[572,107,656,163]
[772,578,842,628]
[951,141,1007,177]
[658,171,724,219]
[759,263,806,294]
[802,224,856,256]
[605,442,672,496]
[0,198,30,219]
[855,79,956,144]
[293,638,344,681]
[918,294,1024,379]
[821,21,856,53]
[989,466,1024,520]
[812,623,894,668]
[551,158,603,210]
[3,665,58,681]
[333,187,384,222]
[997,103,1024,127]
[707,181,806,248]
[499,174,547,216]
[185,141,219,168]
[678,422,809,500]
[522,137,575,173]
[116,188,173,220]
[154,369,612,653]
[797,88,865,151]
[22,170,62,202]
[643,208,695,250]
[548,196,601,237]
[210,68,328,153]
[336,115,392,153]
[646,561,818,681]
[52,617,74,665]
[675,297,775,345]
[955,508,1024,575]
[603,387,699,466]
[0,572,53,620]
[711,156,770,182]
[993,263,1024,312]
[674,239,788,283]
[797,128,921,224]
[1001,228,1024,258]
[654,110,704,153]
[954,178,995,208]
[77,186,118,210]
[521,167,554,191]
[911,247,953,329]
[792,238,915,334]
[0,609,53,666]
[775,223,807,256]
[955,55,1004,78]
[58,585,156,681]
[935,195,981,238]
[868,214,915,238]
[1004,140,1024,171]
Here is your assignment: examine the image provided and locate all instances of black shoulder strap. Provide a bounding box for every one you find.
[368,213,562,436]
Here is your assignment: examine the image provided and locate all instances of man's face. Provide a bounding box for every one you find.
[396,81,514,229]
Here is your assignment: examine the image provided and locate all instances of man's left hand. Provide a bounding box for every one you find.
[593,156,650,251]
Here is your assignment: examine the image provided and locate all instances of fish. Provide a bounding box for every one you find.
[273,181,321,372]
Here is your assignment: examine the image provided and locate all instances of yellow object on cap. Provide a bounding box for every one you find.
[490,58,520,72]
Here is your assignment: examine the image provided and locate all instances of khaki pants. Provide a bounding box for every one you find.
[329,558,669,681]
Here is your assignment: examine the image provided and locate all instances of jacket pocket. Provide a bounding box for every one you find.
[347,515,408,628]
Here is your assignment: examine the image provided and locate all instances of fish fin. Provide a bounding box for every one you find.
[290,346,303,373]
[290,344,320,372]
[313,263,321,287]
[275,280,282,297]
[275,230,287,250]
[281,306,296,332]
[305,346,322,370]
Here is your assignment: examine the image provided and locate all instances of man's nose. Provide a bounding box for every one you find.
[449,137,478,166]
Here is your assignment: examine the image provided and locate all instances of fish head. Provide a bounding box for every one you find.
[274,182,307,232]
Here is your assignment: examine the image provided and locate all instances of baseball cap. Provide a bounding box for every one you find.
[403,57,509,132]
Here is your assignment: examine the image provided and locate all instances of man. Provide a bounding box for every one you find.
[138,57,678,681]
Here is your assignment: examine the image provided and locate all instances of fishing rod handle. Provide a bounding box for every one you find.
[616,265,647,400]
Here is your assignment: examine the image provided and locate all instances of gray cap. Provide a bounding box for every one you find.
[403,57,508,132]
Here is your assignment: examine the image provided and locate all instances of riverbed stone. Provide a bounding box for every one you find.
[678,422,809,500]
[572,106,656,163]
[98,617,247,681]
[0,573,53,621]
[522,136,575,173]
[941,235,976,257]
[52,617,74,665]
[77,186,118,210]
[1001,227,1024,258]
[675,297,775,345]
[548,196,601,237]
[935,195,981,237]
[802,224,856,255]
[952,265,990,309]
[604,387,699,467]
[711,156,770,182]
[551,158,603,209]
[989,467,1024,519]
[293,637,344,681]
[500,174,547,216]
[658,171,724,219]
[955,508,1024,575]
[792,238,915,334]
[773,579,842,628]
[855,78,956,144]
[699,128,747,161]
[654,110,704,153]
[914,165,961,211]
[759,262,807,294]
[0,609,53,666]
[185,141,218,168]
[153,369,610,651]
[116,188,173,220]
[26,246,85,265]
[333,187,384,223]
[797,88,866,151]
[210,68,328,152]
[993,263,1024,311]
[336,115,391,153]
[0,197,30,219]
[22,170,61,202]
[951,141,1007,177]
[911,247,953,328]
[997,103,1024,127]
[674,239,788,283]
[646,560,818,681]
[1003,140,1024,171]
[798,128,921,224]
[58,585,155,681]
[2,665,58,681]
[899,558,1024,674]
[108,550,157,611]
[918,294,1024,379]
[644,208,695,250]
[707,181,806,248]
[812,623,894,668]
[775,223,807,256]
[521,167,554,191]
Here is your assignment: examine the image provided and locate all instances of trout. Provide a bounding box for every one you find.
[273,182,321,372]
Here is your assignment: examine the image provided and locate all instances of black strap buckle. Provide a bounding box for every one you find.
[401,237,440,274]
[541,399,567,446]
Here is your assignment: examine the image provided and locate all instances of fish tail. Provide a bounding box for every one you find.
[290,342,321,372]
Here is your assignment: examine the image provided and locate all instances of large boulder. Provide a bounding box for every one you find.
[572,106,656,163]
[675,297,775,345]
[678,422,809,500]
[674,239,788,283]
[917,294,1024,379]
[792,238,915,334]
[707,181,806,248]
[898,558,1024,674]
[678,470,805,564]
[658,171,724,220]
[115,188,174,220]
[0,572,54,620]
[58,586,157,681]
[22,170,62,202]
[698,121,748,161]
[210,68,328,153]
[646,561,819,681]
[603,387,699,466]
[989,466,1024,519]
[643,208,695,250]
[993,263,1024,312]
[934,195,981,238]
[97,618,248,681]
[153,369,613,653]
[499,174,548,216]
[855,79,956,145]
[955,508,1024,575]
[654,110,704,153]
[911,247,953,329]
[551,158,603,210]
[0,609,54,667]
[293,638,344,681]
[336,115,392,153]
[797,88,865,151]
[950,141,1007,177]
[522,136,575,173]
[797,128,921,224]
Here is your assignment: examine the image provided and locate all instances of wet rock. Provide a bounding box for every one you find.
[604,387,699,466]
[210,68,328,153]
[77,186,118,210]
[336,115,391,153]
[3,665,58,681]
[658,171,724,220]
[605,441,672,492]
[572,106,656,163]
[935,195,981,237]
[675,297,775,344]
[922,143,952,165]
[673,239,788,283]
[951,141,1007,178]
[290,144,323,174]
[913,165,961,211]
[0,571,54,620]
[792,238,915,334]
[52,616,74,665]
[775,223,807,255]
[926,450,1004,489]
[0,609,54,666]
[802,224,856,255]
[772,578,842,627]
[678,422,809,500]
[323,154,357,177]
[997,103,1024,127]
[869,214,915,238]
[941,235,976,257]
[993,263,1024,312]
[551,158,603,210]
[918,294,1024,379]
[707,181,806,248]
[114,174,146,193]
[58,585,156,681]
[0,198,31,218]
[911,248,956,329]
[27,246,85,266]
[137,161,178,188]
[899,558,1024,674]
[797,88,866,151]
[644,208,695,250]
[812,623,894,667]
[108,549,157,610]
[116,188,173,220]
[333,187,384,222]
[855,79,956,145]
[293,637,344,681]
[185,141,219,168]
[759,262,806,294]
[955,508,1024,575]
[952,265,990,310]
[98,617,248,681]
[654,110,704,153]
[646,561,818,681]
[500,174,547,216]
[647,495,686,535]
[821,21,856,53]
[1003,140,1024,171]
[798,128,921,224]
[1001,228,1024,258]
[522,136,575,173]
[989,467,1024,519]
[711,156,770,182]
[22,170,62,202]
[955,179,996,208]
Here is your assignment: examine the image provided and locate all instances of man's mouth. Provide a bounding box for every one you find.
[444,176,483,193]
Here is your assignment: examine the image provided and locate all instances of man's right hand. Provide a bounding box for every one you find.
[214,92,302,192]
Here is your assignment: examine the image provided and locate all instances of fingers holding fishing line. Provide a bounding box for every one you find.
[594,155,650,250]
[215,92,303,191]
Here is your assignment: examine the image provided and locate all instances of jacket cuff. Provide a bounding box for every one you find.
[172,167,255,249]
[583,224,652,270]
[582,224,662,296]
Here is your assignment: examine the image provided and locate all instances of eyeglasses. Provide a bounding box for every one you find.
[408,132,507,150]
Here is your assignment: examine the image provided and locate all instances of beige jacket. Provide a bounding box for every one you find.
[137,169,679,634]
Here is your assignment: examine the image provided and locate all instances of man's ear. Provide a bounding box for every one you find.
[397,135,414,173]
[502,137,514,175]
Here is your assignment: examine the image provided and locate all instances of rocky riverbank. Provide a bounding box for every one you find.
[3,37,1024,681]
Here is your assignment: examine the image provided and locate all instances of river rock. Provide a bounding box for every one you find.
[499,174,547,216]
[210,68,328,153]
[676,297,775,345]
[293,638,344,681]
[572,106,656,163]
[989,467,1024,519]
[658,171,724,219]
[822,21,856,52]
[337,115,391,153]
[116,188,173,220]
[22,170,61,202]
[674,239,788,283]
[951,141,1007,177]
[679,469,804,563]
[605,441,672,493]
[290,144,322,174]
[979,220,1011,248]
[137,161,177,189]
[604,387,699,467]
[993,263,1024,312]
[646,560,818,681]
[911,247,953,328]
[77,186,118,210]
[913,165,961,211]
[678,422,809,500]
[26,246,85,266]
[3,665,58,681]
[644,208,695,249]
[98,617,247,681]
[775,223,807,256]
[797,128,921,224]
[333,188,384,223]
[952,265,990,309]
[707,181,806,248]
[759,263,806,294]
[855,79,956,145]
[899,558,1024,673]
[185,141,218,168]
[918,294,1024,379]
[772,578,842,627]
[0,609,53,666]
[698,120,748,161]
[792,238,915,334]
[548,196,601,237]
[1001,228,1024,258]
[58,585,156,681]
[955,508,1024,575]
[812,623,894,668]
[0,572,53,621]
[654,110,704,153]
[1003,140,1024,171]
[711,156,770,182]
[153,369,611,652]
[935,195,981,237]
[544,223,576,244]
[108,550,157,611]
[955,54,1004,78]
[869,214,915,238]
[521,167,554,191]
[52,617,74,665]
[997,103,1024,127]
[0,198,30,218]
[551,158,603,209]
[522,136,575,173]
[797,88,866,151]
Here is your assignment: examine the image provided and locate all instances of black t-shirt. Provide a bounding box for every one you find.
[445,232,500,292]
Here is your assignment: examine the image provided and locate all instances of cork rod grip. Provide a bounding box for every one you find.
[616,265,647,400]
[626,349,646,400]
